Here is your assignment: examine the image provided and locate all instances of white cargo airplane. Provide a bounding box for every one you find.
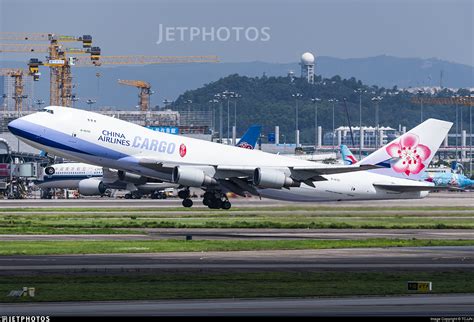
[8,106,452,209]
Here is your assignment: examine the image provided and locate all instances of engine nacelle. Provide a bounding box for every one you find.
[78,178,107,196]
[117,170,147,185]
[253,168,300,189]
[172,166,217,187]
[44,166,55,176]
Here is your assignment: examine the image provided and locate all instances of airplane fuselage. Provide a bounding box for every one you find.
[9,106,433,202]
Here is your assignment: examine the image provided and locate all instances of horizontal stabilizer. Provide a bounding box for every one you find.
[373,183,439,192]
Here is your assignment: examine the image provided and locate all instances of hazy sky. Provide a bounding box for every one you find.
[1,0,473,66]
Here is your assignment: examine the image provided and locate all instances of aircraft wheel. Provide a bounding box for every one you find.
[182,198,193,208]
[222,201,231,210]
[213,198,223,209]
[202,198,210,206]
[203,191,214,200]
[178,189,190,200]
[124,193,132,199]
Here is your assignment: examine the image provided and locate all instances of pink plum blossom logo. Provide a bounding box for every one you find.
[385,133,431,176]
[237,142,253,149]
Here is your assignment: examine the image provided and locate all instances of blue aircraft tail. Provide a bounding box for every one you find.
[340,144,358,165]
[236,125,261,150]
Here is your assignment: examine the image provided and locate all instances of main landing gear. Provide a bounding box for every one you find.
[202,191,231,210]
[178,188,193,208]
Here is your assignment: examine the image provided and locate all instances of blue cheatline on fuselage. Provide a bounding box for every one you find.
[8,119,128,160]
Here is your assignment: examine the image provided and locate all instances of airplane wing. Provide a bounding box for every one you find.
[132,155,381,190]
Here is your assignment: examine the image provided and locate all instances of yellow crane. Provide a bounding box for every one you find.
[0,68,29,112]
[0,32,98,107]
[118,79,152,112]
[74,55,219,66]
[1,32,219,109]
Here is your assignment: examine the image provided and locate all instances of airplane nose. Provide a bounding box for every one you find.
[7,118,22,135]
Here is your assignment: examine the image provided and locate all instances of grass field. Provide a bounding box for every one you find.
[2,271,473,302]
[1,238,473,255]
[0,206,473,233]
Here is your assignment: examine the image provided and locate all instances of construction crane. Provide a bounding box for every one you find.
[0,32,92,46]
[1,32,219,109]
[74,55,219,66]
[0,68,29,112]
[118,79,152,111]
[0,32,98,107]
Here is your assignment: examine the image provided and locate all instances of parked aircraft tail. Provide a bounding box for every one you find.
[340,144,358,165]
[236,125,262,149]
[358,118,453,181]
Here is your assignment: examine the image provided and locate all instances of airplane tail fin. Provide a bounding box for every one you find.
[340,144,358,165]
[358,118,453,181]
[236,125,262,150]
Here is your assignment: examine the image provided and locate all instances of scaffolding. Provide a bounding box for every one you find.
[1,71,33,112]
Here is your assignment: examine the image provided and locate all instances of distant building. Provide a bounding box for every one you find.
[324,126,399,147]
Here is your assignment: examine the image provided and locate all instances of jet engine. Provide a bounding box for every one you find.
[78,178,107,195]
[172,166,217,187]
[44,166,55,176]
[117,170,147,185]
[253,168,300,189]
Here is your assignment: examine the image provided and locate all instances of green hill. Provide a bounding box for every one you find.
[171,74,470,144]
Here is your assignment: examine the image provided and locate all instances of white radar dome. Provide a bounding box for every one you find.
[301,52,315,65]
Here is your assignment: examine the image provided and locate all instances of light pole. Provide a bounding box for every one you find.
[453,95,460,161]
[184,99,193,127]
[418,90,424,123]
[86,99,96,110]
[355,88,366,158]
[214,93,223,143]
[371,96,383,147]
[35,99,45,110]
[162,99,172,109]
[233,93,241,132]
[220,90,234,143]
[292,93,302,146]
[470,93,473,176]
[71,95,79,108]
[208,99,218,137]
[328,98,338,152]
[311,98,321,148]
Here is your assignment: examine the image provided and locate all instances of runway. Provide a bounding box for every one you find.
[2,294,473,316]
[1,228,473,241]
[1,246,473,274]
[1,191,474,207]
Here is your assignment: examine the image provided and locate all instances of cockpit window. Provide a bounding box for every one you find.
[41,108,54,114]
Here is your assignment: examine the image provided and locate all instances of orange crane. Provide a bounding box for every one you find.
[0,68,29,112]
[0,32,98,107]
[1,32,219,108]
[118,79,152,111]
